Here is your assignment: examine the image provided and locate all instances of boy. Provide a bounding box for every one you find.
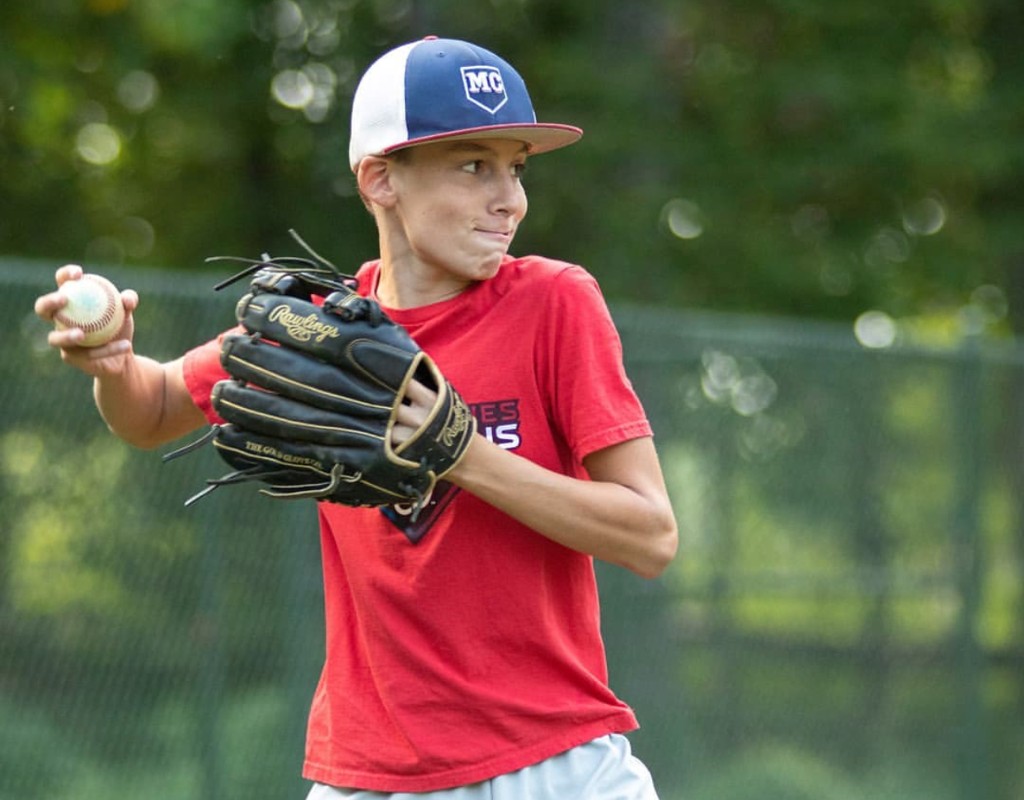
[35,37,678,799]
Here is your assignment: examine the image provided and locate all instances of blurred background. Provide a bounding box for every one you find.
[2,0,1023,798]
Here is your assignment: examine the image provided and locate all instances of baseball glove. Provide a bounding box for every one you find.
[165,238,476,517]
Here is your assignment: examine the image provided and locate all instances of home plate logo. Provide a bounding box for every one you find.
[460,65,508,113]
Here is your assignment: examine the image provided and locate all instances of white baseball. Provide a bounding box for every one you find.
[54,272,126,347]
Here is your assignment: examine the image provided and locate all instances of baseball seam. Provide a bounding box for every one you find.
[55,277,118,334]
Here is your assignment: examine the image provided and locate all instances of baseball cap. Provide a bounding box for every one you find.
[348,36,583,171]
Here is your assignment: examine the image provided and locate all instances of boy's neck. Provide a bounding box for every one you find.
[374,261,470,310]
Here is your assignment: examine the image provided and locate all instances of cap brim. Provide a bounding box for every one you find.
[380,123,583,158]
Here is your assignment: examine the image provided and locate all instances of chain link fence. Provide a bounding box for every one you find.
[2,260,1022,799]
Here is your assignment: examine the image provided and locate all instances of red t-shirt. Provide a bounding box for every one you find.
[182,255,653,792]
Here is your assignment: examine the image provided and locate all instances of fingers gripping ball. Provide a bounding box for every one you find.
[165,258,477,516]
[54,272,126,347]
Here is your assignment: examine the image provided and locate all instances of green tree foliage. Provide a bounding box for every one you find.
[1,0,1021,324]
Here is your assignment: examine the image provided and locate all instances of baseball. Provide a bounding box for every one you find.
[54,272,126,347]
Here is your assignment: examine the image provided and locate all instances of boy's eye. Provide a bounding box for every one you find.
[460,160,527,177]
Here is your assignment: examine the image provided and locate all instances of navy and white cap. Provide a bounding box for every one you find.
[348,37,583,171]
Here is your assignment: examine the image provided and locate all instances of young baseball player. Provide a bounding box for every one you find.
[35,37,678,799]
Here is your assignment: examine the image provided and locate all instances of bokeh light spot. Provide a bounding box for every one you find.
[75,122,122,165]
[117,70,160,113]
[271,69,315,109]
[902,195,947,236]
[662,198,705,240]
[854,310,898,349]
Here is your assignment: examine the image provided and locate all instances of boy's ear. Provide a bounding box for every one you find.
[356,156,396,208]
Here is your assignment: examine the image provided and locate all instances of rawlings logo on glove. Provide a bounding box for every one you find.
[266,304,343,343]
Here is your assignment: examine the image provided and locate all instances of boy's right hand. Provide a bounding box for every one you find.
[34,264,139,377]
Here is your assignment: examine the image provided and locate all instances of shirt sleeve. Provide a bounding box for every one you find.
[537,267,652,463]
[181,328,239,424]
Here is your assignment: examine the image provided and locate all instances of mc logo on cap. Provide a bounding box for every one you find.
[460,66,508,114]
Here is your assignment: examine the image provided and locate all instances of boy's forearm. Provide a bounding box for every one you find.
[93,355,201,449]
[448,435,678,579]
